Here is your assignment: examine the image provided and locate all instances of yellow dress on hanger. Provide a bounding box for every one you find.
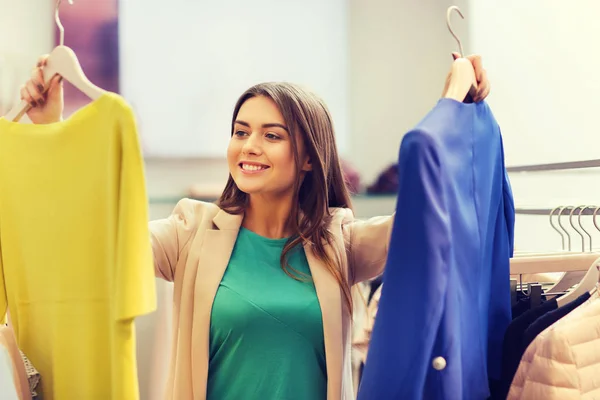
[0,92,156,400]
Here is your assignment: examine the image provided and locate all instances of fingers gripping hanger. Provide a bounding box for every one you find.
[4,0,106,122]
[443,6,478,102]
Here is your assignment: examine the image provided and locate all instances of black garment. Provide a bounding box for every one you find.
[511,289,549,320]
[522,292,591,349]
[368,276,383,302]
[492,299,558,400]
[510,298,530,319]
[488,379,502,400]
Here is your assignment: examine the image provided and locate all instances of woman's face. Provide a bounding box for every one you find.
[227,96,311,198]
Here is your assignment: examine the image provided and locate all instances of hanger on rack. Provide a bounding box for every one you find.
[508,205,596,308]
[544,205,593,296]
[555,205,600,307]
[510,205,600,275]
[4,0,105,122]
[513,206,571,257]
[555,255,599,307]
[443,6,478,102]
[511,207,576,302]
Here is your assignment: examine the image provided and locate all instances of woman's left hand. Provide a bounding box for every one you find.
[452,52,490,102]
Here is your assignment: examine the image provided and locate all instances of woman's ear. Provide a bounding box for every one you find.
[301,157,313,172]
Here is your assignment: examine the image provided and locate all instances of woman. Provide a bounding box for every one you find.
[22,53,490,400]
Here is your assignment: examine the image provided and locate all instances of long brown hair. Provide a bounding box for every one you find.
[217,82,354,312]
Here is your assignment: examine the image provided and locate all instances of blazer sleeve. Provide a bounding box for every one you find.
[149,198,200,282]
[347,213,394,285]
[357,130,451,400]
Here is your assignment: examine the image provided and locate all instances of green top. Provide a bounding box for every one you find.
[207,227,327,400]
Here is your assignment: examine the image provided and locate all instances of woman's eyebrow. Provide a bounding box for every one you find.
[235,120,289,132]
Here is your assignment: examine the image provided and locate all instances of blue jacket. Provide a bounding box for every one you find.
[357,99,515,400]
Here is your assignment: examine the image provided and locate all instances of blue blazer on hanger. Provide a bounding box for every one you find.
[358,98,515,400]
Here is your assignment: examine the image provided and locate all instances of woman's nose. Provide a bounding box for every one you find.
[242,132,262,156]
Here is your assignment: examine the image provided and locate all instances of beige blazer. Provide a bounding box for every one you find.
[150,198,393,400]
[352,283,383,365]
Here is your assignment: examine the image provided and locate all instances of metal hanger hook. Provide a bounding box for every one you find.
[579,205,593,251]
[593,206,600,250]
[55,0,74,46]
[446,6,465,57]
[557,206,572,251]
[570,205,587,252]
[549,206,566,250]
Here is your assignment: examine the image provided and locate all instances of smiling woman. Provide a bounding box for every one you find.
[228,95,311,200]
[208,82,359,400]
[219,83,352,309]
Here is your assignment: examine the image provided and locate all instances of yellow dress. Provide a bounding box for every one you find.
[0,93,156,399]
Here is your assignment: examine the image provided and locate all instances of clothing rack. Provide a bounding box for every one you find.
[515,207,599,216]
[508,159,600,216]
[507,158,600,173]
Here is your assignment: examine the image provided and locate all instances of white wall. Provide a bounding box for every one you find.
[348,0,470,183]
[468,1,600,253]
[468,1,600,167]
[509,171,600,254]
[119,0,350,158]
[0,0,54,113]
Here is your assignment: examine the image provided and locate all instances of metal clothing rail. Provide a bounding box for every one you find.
[507,159,600,173]
[515,206,600,216]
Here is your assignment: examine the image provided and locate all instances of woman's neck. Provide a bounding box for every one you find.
[243,194,295,239]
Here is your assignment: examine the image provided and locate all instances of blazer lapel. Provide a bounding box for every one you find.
[191,209,242,399]
[305,240,343,400]
[193,209,241,304]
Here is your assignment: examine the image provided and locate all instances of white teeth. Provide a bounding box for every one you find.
[242,163,266,171]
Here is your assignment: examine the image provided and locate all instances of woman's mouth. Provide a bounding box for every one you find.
[239,162,270,174]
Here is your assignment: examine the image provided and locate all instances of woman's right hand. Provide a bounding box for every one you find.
[21,55,64,124]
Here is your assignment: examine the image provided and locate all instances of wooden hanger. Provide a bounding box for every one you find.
[510,205,600,305]
[553,206,600,307]
[4,0,105,122]
[510,252,600,275]
[542,205,593,294]
[555,256,600,307]
[510,206,590,269]
[443,6,478,102]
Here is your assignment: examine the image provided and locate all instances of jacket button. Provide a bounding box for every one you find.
[432,357,446,371]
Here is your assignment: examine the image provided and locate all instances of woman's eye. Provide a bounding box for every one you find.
[234,130,247,137]
[265,133,280,140]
